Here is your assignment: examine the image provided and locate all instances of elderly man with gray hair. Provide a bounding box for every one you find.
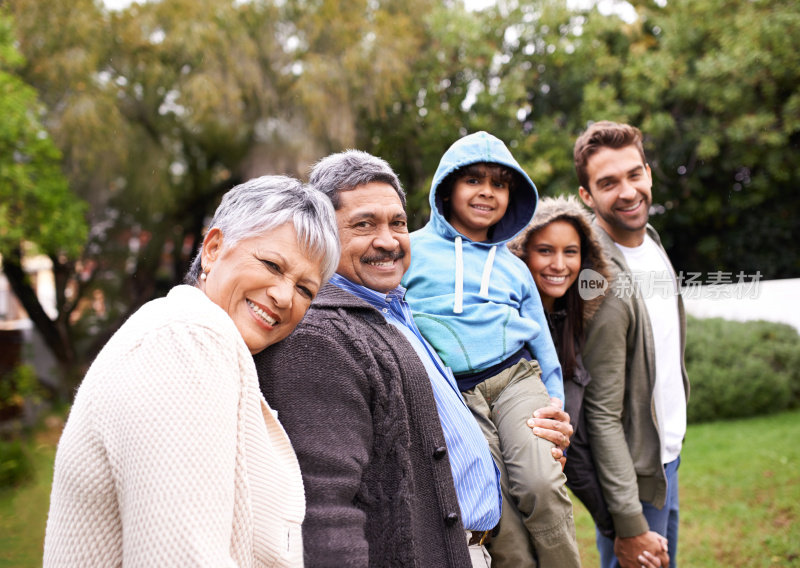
[255,151,573,567]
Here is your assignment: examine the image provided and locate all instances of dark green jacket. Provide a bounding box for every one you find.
[582,222,690,538]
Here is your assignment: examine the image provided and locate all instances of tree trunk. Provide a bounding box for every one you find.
[2,247,77,398]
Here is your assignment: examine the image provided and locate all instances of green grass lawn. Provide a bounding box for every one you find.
[2,410,799,566]
[0,421,59,568]
[573,410,800,567]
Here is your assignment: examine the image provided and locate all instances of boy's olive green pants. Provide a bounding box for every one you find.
[463,358,581,568]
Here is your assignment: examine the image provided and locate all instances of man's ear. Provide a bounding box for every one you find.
[200,228,224,271]
[578,186,594,209]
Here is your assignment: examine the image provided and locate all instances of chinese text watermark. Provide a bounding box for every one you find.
[577,270,762,301]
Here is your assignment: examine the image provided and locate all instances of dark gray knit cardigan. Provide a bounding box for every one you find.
[255,283,471,568]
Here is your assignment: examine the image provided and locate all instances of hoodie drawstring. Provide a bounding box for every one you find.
[453,238,497,313]
[480,246,497,296]
[454,237,464,314]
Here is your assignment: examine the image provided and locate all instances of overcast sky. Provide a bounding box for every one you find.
[103,0,133,9]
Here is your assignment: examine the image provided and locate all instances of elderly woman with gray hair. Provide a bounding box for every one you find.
[44,176,340,567]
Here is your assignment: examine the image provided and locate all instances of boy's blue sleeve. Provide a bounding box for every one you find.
[521,278,565,404]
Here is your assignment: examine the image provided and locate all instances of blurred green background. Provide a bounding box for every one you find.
[2,0,798,393]
[1,0,799,563]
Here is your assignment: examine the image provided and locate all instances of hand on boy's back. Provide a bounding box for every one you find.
[527,401,573,468]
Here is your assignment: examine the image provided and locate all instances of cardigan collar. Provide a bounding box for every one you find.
[312,281,383,312]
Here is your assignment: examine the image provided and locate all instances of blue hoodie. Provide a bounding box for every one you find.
[402,131,564,402]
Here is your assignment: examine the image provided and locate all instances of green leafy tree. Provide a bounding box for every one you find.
[0,10,88,389]
[87,0,286,335]
[489,0,800,277]
[92,0,434,342]
[630,0,800,278]
[357,2,508,227]
[6,0,440,391]
[5,0,799,397]
[7,0,279,386]
[8,0,314,378]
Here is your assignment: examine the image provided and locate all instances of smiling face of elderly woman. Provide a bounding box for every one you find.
[200,223,324,354]
[189,175,340,354]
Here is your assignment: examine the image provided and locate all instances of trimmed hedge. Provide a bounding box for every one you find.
[685,316,800,423]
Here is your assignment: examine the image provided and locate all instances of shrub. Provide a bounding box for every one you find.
[0,440,35,489]
[685,317,800,423]
[0,364,42,422]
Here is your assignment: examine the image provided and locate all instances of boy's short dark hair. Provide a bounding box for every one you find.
[573,121,647,193]
[438,162,523,222]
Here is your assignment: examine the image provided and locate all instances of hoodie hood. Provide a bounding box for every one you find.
[402,132,564,400]
[508,194,613,323]
[428,131,538,245]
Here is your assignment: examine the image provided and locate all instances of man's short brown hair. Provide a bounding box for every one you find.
[573,121,647,192]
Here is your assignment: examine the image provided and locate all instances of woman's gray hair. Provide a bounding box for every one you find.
[309,149,405,209]
[184,175,340,286]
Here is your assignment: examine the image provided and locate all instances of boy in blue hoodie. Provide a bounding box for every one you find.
[402,132,580,568]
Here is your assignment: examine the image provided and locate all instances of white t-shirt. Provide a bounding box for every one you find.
[617,235,686,463]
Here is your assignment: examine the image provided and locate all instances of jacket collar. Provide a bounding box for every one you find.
[592,220,661,273]
[311,281,395,316]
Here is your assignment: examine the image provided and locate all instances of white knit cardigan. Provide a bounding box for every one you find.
[44,285,305,567]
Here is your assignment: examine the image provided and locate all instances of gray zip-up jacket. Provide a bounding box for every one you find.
[581,222,690,538]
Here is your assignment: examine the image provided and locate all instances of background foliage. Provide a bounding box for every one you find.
[685,316,800,424]
[2,0,799,394]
